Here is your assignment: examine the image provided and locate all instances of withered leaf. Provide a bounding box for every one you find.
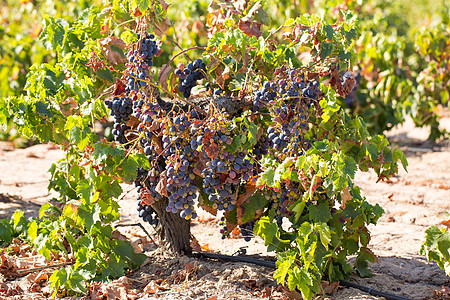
[155,170,168,197]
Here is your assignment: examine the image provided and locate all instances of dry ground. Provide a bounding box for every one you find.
[0,116,449,300]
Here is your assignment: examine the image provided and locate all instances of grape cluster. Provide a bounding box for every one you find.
[265,182,302,226]
[253,81,278,110]
[136,185,159,226]
[160,114,199,220]
[125,33,159,93]
[239,220,256,242]
[174,59,207,98]
[105,97,133,123]
[137,202,159,226]
[139,33,159,66]
[218,217,228,239]
[260,72,320,157]
[252,136,270,160]
[105,97,134,143]
[200,121,255,212]
[166,156,198,220]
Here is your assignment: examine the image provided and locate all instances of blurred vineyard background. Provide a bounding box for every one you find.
[1,0,449,143]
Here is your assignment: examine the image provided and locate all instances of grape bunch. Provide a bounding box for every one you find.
[136,185,159,226]
[239,220,256,242]
[218,217,229,239]
[200,120,255,212]
[160,114,199,220]
[165,155,198,220]
[261,71,320,156]
[174,59,207,98]
[105,97,133,143]
[253,81,278,110]
[105,97,133,123]
[133,98,160,126]
[139,33,159,66]
[265,182,302,226]
[125,33,159,93]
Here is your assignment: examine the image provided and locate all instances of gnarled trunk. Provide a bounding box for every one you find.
[149,193,191,254]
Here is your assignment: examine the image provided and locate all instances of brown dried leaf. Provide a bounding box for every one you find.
[152,136,164,155]
[157,64,173,92]
[58,97,78,117]
[320,281,340,295]
[102,277,131,300]
[198,201,218,216]
[155,170,168,197]
[153,17,171,37]
[126,116,141,128]
[214,65,225,89]
[441,219,450,230]
[243,279,257,289]
[190,235,203,252]
[340,187,352,209]
[99,37,127,65]
[143,281,159,294]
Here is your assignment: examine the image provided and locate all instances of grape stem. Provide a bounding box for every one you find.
[125,72,208,116]
[166,46,207,67]
[153,23,193,61]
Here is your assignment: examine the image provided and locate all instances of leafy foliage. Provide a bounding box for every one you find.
[0,0,409,298]
[420,226,450,276]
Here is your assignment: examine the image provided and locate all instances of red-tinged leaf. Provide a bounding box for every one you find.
[238,19,262,37]
[90,277,131,300]
[190,235,203,252]
[113,79,126,96]
[133,8,142,17]
[143,281,159,294]
[319,281,340,295]
[159,0,170,11]
[441,219,450,230]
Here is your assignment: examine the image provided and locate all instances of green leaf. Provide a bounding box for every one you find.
[78,203,101,232]
[49,267,68,298]
[320,43,334,60]
[308,203,332,223]
[96,69,114,82]
[254,216,279,251]
[274,254,296,285]
[316,223,331,250]
[324,24,334,41]
[112,239,147,266]
[240,192,268,223]
[225,135,241,153]
[28,221,38,242]
[77,179,93,201]
[437,234,450,261]
[132,0,151,12]
[342,156,357,179]
[261,167,275,187]
[291,201,306,223]
[67,269,87,294]
[247,121,258,146]
[120,157,138,182]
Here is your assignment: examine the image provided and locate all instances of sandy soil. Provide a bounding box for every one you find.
[0,116,449,300]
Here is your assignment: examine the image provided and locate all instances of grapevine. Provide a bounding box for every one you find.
[0,1,409,299]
